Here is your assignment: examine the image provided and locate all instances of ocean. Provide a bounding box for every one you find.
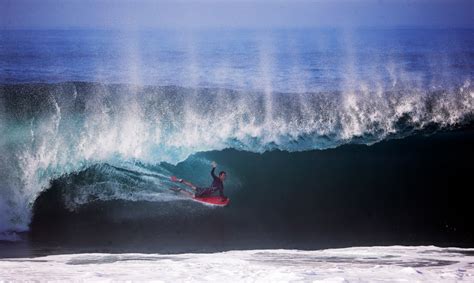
[0,28,473,281]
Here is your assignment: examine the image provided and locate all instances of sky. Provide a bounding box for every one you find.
[1,0,473,29]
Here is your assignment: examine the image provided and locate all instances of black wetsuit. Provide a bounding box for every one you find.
[195,168,224,197]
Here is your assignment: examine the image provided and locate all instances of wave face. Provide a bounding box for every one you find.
[0,81,473,237]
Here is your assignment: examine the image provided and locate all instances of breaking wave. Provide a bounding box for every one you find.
[0,80,473,238]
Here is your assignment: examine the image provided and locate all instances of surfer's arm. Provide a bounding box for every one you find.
[211,166,218,180]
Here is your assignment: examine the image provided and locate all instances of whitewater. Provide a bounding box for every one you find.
[0,246,473,281]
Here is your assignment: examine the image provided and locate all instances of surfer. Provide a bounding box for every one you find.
[171,161,227,200]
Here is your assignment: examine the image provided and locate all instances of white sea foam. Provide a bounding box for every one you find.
[0,246,472,281]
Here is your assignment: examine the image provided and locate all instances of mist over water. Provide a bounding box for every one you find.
[0,28,473,240]
[1,29,472,91]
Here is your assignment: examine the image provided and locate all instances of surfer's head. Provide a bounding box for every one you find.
[219,171,226,181]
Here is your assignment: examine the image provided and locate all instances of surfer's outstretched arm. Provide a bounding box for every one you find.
[211,161,218,180]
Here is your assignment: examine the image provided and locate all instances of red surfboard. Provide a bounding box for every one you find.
[170,176,230,207]
[193,196,230,207]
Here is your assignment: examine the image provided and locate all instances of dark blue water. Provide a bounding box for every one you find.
[1,29,472,91]
[0,28,473,249]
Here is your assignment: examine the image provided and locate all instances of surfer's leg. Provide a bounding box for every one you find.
[194,187,212,198]
[171,187,195,198]
[180,189,194,198]
[181,180,197,191]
